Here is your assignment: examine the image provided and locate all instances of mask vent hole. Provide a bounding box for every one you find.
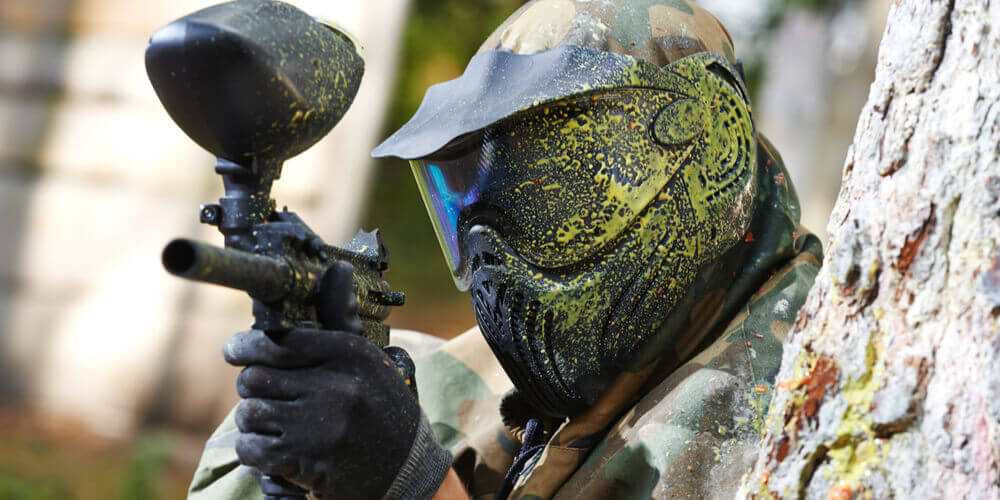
[525,300,540,341]
[496,283,507,311]
[525,300,550,388]
[483,252,501,267]
[509,293,533,378]
[509,292,525,331]
[541,309,571,395]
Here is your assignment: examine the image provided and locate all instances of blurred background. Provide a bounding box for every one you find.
[0,0,889,497]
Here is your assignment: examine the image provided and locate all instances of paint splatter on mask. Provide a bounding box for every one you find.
[374,1,758,417]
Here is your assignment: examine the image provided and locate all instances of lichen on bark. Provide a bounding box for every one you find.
[740,0,1000,498]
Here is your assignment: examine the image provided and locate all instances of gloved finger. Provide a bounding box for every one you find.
[236,365,314,401]
[224,328,380,368]
[317,261,363,334]
[235,432,299,478]
[234,398,289,437]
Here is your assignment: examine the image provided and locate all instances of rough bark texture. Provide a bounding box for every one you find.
[741,0,1000,498]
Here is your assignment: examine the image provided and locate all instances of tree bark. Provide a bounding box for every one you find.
[741,0,1000,498]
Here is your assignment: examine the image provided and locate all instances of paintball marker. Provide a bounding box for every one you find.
[145,1,405,497]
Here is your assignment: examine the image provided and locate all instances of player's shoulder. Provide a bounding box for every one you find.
[412,326,514,451]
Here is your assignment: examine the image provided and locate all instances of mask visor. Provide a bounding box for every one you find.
[409,143,485,290]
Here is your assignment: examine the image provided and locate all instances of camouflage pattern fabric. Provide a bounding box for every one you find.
[478,0,737,67]
[415,137,822,500]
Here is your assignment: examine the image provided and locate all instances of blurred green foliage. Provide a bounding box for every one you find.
[0,471,70,500]
[766,0,852,28]
[118,434,172,500]
[387,0,526,127]
[0,426,185,500]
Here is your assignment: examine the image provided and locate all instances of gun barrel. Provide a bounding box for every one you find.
[163,239,294,303]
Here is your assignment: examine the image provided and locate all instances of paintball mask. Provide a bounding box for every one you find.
[374,0,757,417]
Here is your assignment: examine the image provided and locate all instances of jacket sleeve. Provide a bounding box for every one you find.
[187,407,265,500]
[413,327,517,498]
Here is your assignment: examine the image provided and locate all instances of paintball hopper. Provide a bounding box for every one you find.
[145,0,364,163]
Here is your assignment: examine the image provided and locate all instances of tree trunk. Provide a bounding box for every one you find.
[741,0,1000,498]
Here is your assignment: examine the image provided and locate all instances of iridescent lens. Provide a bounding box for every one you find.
[409,145,487,287]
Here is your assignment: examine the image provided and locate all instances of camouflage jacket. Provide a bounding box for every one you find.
[188,139,822,499]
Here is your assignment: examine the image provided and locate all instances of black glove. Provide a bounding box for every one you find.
[224,264,451,499]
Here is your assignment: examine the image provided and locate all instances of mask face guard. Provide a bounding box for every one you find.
[399,50,757,417]
[463,177,703,416]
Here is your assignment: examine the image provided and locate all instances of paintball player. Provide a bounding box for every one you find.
[189,0,823,498]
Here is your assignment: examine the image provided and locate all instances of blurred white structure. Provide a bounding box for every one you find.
[756,1,893,241]
[0,0,410,439]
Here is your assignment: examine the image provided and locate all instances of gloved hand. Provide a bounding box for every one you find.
[223,264,451,499]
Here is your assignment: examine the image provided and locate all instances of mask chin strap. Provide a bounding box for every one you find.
[495,418,546,500]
